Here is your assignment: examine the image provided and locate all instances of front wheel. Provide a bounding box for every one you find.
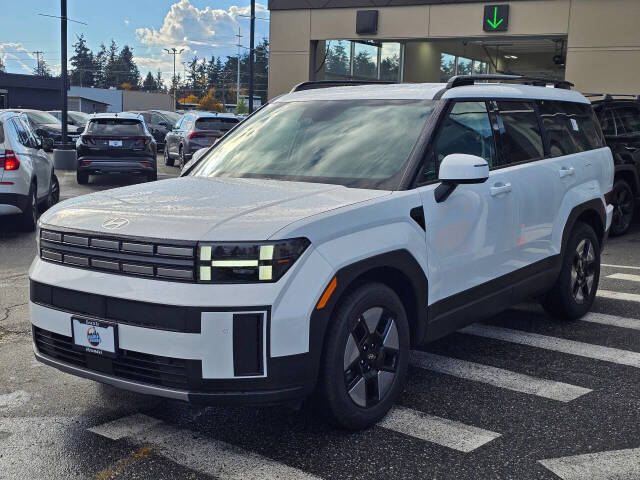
[164,147,174,167]
[45,174,60,211]
[318,283,409,430]
[541,223,600,320]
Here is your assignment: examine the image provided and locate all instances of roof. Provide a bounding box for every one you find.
[89,112,144,120]
[68,95,110,106]
[275,82,590,104]
[0,72,62,91]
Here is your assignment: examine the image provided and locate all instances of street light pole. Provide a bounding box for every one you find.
[60,0,68,145]
[164,47,184,111]
[249,0,255,113]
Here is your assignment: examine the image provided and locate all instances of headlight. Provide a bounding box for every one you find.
[197,238,310,283]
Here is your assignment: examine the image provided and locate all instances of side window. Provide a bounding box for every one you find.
[614,105,640,135]
[174,118,184,129]
[0,123,4,144]
[420,101,495,183]
[11,118,31,147]
[493,101,544,166]
[537,100,580,157]
[599,109,617,136]
[19,117,39,148]
[568,103,605,150]
[151,113,165,124]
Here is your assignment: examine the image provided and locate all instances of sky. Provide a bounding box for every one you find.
[0,0,269,80]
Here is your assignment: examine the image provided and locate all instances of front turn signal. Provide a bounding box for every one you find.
[316,276,338,310]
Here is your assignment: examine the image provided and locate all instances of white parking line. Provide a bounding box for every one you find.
[460,324,640,368]
[378,406,501,453]
[409,351,592,402]
[90,414,321,480]
[580,312,640,331]
[539,448,640,480]
[607,273,640,283]
[597,290,640,303]
[602,264,640,271]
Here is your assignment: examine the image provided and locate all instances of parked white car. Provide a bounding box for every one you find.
[30,75,613,429]
[0,111,58,230]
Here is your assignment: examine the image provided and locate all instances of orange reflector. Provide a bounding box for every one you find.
[316,276,337,310]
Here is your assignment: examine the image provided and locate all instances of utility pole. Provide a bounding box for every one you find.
[32,51,44,75]
[235,27,242,107]
[60,0,68,146]
[164,47,184,111]
[249,0,255,113]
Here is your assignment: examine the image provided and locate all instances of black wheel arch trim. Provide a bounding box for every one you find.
[308,249,428,387]
[561,198,607,256]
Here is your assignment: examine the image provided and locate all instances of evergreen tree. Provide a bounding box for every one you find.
[205,55,218,92]
[187,55,199,95]
[70,34,95,87]
[0,56,5,73]
[104,40,120,88]
[118,45,140,89]
[33,58,52,77]
[196,58,207,97]
[142,71,157,91]
[155,70,164,92]
[93,43,108,88]
[326,41,349,76]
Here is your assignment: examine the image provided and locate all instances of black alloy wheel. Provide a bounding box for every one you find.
[610,179,635,236]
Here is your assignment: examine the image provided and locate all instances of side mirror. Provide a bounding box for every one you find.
[42,138,54,152]
[435,154,489,203]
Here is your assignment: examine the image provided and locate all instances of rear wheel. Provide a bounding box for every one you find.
[610,179,635,237]
[318,283,409,430]
[542,223,600,320]
[164,147,174,167]
[18,183,38,232]
[76,171,89,185]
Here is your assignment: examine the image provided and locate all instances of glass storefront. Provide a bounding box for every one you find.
[322,40,403,82]
[440,53,489,82]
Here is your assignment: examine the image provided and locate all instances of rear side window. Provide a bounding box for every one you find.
[195,117,239,131]
[0,123,4,144]
[493,101,544,165]
[11,118,31,147]
[537,100,604,156]
[86,119,144,136]
[613,105,640,135]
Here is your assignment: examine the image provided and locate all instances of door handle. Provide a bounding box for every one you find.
[490,182,512,196]
[559,166,575,178]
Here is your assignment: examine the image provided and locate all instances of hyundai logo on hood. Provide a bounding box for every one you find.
[102,218,130,230]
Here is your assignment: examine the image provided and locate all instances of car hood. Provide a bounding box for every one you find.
[40,176,390,241]
[38,123,81,134]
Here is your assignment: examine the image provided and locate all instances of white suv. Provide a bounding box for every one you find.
[1,111,59,231]
[29,76,614,429]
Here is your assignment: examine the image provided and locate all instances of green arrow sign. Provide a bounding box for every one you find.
[486,7,504,29]
[483,5,509,32]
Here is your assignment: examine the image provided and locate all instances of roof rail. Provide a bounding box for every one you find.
[584,93,640,102]
[445,74,574,90]
[290,80,394,93]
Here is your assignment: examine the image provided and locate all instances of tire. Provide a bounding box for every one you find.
[541,223,601,320]
[45,174,60,211]
[77,171,89,185]
[164,147,174,167]
[318,283,410,430]
[18,183,38,232]
[178,145,185,169]
[147,170,158,182]
[609,179,635,237]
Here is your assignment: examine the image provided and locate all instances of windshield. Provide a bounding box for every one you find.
[69,111,90,124]
[189,99,435,189]
[195,117,239,131]
[162,111,181,123]
[26,111,61,125]
[86,119,144,136]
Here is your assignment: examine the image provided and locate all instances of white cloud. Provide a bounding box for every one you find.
[0,42,36,74]
[136,0,267,54]
[124,18,130,25]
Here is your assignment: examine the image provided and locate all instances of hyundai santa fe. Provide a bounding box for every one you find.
[30,75,614,429]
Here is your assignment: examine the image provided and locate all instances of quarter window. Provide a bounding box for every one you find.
[493,101,544,166]
[613,105,640,135]
[421,101,495,183]
[537,100,604,156]
[11,118,31,147]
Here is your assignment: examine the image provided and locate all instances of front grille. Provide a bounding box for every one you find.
[40,229,196,281]
[34,327,190,390]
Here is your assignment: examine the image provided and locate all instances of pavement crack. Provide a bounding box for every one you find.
[0,302,28,323]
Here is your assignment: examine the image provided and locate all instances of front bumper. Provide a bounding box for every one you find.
[77,157,156,175]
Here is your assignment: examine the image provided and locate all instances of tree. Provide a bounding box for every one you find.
[118,45,141,88]
[198,88,224,112]
[93,43,108,88]
[326,41,349,76]
[121,82,133,90]
[155,70,164,92]
[142,71,158,91]
[0,56,5,73]
[353,51,376,78]
[178,94,198,105]
[234,97,248,114]
[70,34,95,86]
[33,58,52,77]
[104,40,120,88]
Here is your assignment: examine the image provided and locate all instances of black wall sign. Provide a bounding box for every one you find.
[356,10,379,35]
[483,4,509,32]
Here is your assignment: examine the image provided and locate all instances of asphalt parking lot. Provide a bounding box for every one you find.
[1,166,639,480]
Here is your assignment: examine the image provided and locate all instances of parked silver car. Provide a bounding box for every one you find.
[163,112,239,168]
[0,111,58,230]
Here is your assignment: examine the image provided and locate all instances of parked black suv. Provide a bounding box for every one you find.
[76,113,157,184]
[591,95,640,236]
[128,110,181,151]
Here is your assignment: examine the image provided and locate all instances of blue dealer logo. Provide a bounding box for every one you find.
[86,327,101,347]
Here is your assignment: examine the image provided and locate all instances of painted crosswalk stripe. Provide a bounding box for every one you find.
[409,351,591,402]
[602,263,640,271]
[90,414,321,480]
[378,406,501,453]
[607,273,640,283]
[597,290,640,303]
[580,312,640,331]
[539,448,640,480]
[461,324,640,368]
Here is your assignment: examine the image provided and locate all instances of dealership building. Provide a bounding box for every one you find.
[267,0,640,98]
